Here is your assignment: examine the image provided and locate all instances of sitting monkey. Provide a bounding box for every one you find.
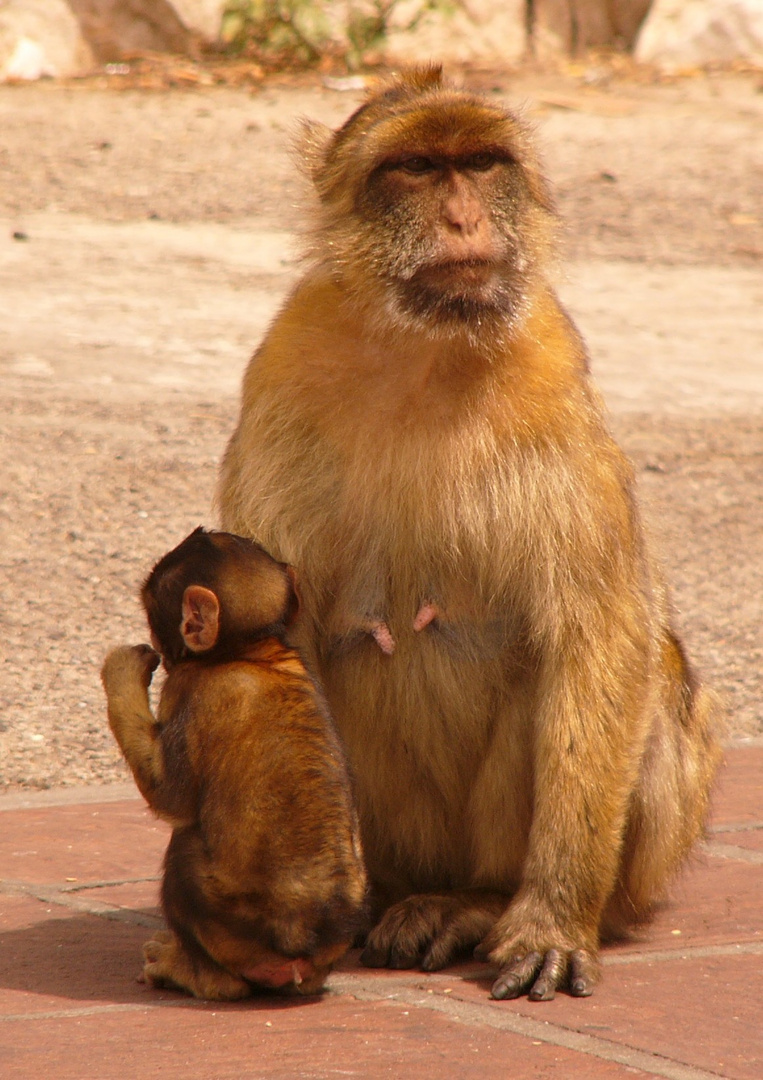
[101,527,367,1000]
[217,67,722,1001]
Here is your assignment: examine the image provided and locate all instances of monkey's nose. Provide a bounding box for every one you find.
[443,191,485,236]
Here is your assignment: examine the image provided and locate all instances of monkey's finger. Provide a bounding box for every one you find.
[490,951,544,1000]
[133,644,161,682]
[361,895,442,968]
[421,929,466,971]
[388,944,424,969]
[568,948,599,997]
[528,948,567,1001]
[359,940,392,967]
[136,643,161,665]
[362,933,423,969]
[421,908,497,971]
[360,913,402,967]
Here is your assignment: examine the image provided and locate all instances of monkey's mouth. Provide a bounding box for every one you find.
[410,259,500,299]
[397,259,520,322]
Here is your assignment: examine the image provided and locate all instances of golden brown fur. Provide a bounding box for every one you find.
[217,68,722,1000]
[101,529,367,1000]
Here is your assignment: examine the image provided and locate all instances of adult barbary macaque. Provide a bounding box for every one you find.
[101,528,367,1000]
[217,68,722,1000]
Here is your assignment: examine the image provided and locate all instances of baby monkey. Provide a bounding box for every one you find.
[101,527,367,1000]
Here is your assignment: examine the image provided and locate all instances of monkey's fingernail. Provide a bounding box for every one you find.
[571,978,593,996]
[491,977,520,1000]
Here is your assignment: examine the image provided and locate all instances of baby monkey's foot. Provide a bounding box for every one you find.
[142,930,251,1001]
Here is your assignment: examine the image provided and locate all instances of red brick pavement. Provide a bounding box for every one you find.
[1,744,761,1080]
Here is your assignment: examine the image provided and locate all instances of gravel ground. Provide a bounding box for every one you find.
[1,66,762,790]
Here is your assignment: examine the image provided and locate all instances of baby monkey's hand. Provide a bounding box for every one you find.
[101,644,160,696]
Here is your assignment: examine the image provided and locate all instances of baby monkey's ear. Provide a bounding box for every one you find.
[181,585,220,652]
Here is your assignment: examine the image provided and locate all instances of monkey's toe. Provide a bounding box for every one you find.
[568,948,598,997]
[490,951,545,1000]
[142,932,251,1001]
[489,946,599,1001]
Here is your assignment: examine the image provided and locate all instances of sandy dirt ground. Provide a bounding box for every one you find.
[1,67,762,791]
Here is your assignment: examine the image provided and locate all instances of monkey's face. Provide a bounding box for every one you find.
[363,147,531,325]
[310,81,555,333]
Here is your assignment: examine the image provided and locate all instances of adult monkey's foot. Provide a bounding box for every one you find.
[475,897,600,1000]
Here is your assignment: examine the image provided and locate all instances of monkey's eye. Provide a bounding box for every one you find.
[464,153,497,172]
[398,156,437,174]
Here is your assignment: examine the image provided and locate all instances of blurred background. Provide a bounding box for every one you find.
[0,1,761,792]
[1,0,762,82]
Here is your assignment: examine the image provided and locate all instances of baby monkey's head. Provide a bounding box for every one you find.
[141,527,297,666]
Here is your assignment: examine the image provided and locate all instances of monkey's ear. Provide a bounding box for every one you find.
[180,585,220,652]
[293,118,332,185]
